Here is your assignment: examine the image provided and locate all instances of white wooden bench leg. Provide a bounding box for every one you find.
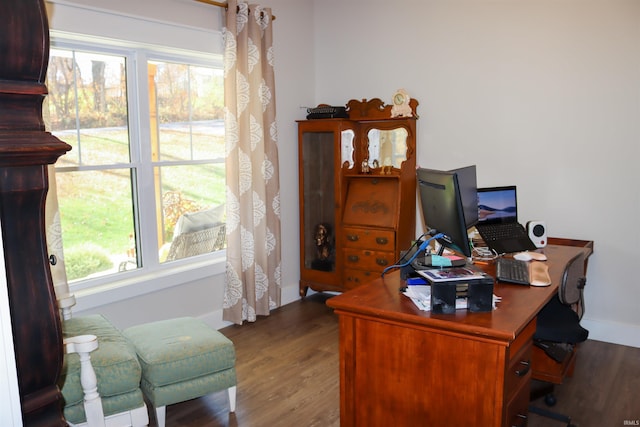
[64,335,106,427]
[155,406,166,427]
[228,385,236,412]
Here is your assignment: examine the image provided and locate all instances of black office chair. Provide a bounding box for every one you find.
[529,251,588,427]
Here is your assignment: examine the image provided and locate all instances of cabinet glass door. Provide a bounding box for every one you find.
[302,131,336,272]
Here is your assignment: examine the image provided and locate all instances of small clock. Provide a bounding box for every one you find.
[391,89,412,118]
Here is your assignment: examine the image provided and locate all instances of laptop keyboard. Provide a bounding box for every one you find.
[478,222,527,241]
[496,258,530,285]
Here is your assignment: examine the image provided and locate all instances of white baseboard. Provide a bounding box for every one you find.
[281,284,302,306]
[581,317,640,348]
[201,284,302,331]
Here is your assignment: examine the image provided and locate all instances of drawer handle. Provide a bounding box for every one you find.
[348,255,359,262]
[511,413,528,427]
[376,258,389,266]
[375,237,388,245]
[515,360,530,377]
[347,234,359,242]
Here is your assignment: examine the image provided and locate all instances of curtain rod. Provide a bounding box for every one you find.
[194,0,276,20]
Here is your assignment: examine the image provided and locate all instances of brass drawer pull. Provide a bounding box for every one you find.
[515,360,530,377]
[348,255,359,262]
[376,258,389,266]
[375,237,388,245]
[347,234,359,242]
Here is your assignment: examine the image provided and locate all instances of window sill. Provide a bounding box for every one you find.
[70,252,226,312]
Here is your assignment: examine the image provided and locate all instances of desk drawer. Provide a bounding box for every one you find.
[505,380,530,427]
[505,320,535,399]
[343,248,395,271]
[343,226,395,251]
[509,319,536,361]
[505,342,532,399]
[532,342,578,383]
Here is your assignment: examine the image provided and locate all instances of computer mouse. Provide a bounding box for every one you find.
[514,251,547,262]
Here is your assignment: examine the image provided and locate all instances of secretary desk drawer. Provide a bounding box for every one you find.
[342,226,395,251]
[343,248,395,272]
[343,268,378,289]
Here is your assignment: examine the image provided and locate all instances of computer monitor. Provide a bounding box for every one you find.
[416,166,478,258]
[449,165,478,228]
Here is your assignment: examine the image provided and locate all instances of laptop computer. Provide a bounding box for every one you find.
[475,186,537,254]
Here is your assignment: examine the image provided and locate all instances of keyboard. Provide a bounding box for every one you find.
[496,258,530,285]
[478,222,527,242]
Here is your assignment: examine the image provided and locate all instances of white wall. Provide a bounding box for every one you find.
[309,0,640,346]
[38,0,640,347]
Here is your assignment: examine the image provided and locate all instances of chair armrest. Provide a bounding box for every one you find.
[64,335,106,427]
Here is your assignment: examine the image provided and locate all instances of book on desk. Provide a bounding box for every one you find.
[416,266,486,282]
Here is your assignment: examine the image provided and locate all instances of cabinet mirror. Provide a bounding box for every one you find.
[366,127,408,170]
[341,129,355,168]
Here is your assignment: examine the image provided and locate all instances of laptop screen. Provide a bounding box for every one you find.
[477,186,518,224]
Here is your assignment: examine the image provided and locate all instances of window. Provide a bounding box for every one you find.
[47,39,225,287]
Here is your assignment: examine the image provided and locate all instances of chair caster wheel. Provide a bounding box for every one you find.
[544,393,557,406]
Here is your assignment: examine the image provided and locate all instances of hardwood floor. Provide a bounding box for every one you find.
[164,293,639,427]
[165,293,339,427]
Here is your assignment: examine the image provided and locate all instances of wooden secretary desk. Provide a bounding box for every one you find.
[327,241,593,427]
[297,98,418,297]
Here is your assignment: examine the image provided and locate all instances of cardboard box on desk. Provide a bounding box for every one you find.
[431,277,494,314]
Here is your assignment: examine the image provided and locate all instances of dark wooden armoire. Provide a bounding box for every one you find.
[0,0,71,425]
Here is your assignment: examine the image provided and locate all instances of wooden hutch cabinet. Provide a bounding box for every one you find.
[1,1,71,425]
[298,98,418,296]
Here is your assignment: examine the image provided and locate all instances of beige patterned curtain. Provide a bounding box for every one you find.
[45,165,72,302]
[43,98,72,308]
[222,0,281,324]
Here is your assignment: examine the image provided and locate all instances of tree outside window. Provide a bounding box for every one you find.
[48,46,225,283]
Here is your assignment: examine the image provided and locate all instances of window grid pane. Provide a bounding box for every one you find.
[55,169,136,281]
[48,49,130,167]
[47,42,226,285]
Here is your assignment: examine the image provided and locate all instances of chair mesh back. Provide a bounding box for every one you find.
[558,251,586,306]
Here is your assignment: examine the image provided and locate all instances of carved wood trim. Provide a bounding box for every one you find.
[346,98,419,120]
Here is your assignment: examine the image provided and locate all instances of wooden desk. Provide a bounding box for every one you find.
[327,242,593,427]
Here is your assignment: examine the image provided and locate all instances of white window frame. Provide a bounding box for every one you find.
[50,34,226,309]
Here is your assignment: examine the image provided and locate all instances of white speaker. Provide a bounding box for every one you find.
[527,221,547,248]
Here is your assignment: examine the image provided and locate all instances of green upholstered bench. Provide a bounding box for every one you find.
[60,314,148,426]
[123,317,237,427]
